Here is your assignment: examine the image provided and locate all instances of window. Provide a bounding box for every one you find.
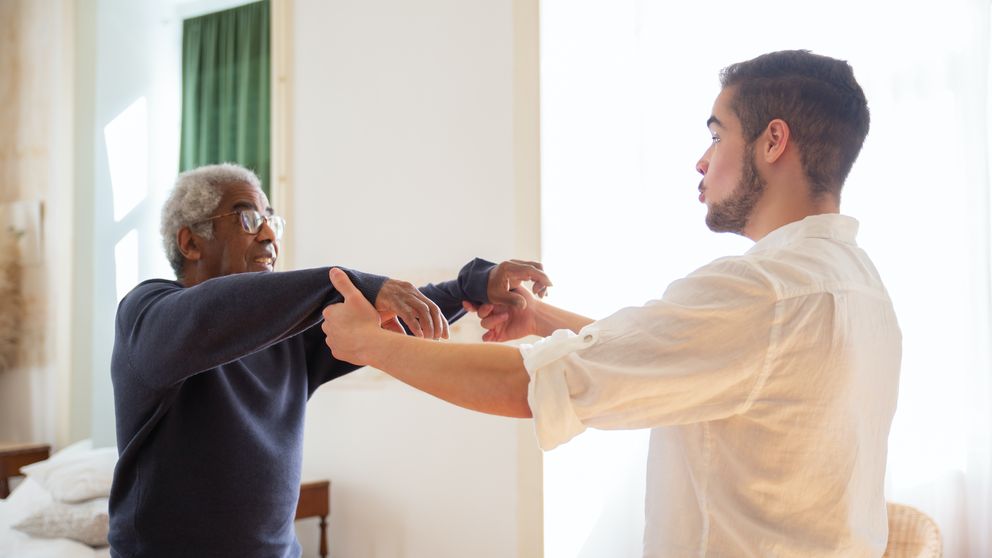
[179,0,271,194]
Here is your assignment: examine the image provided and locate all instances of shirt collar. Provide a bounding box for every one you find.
[747,213,860,255]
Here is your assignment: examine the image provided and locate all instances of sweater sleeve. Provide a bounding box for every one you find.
[417,257,496,322]
[113,267,386,391]
[303,258,496,390]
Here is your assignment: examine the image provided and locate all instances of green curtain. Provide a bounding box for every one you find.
[179,0,271,195]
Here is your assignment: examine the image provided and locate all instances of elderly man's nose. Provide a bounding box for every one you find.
[257,219,277,241]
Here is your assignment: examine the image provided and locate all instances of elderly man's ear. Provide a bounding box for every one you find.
[177,227,203,261]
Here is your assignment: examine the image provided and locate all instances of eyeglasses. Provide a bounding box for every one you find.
[194,209,286,240]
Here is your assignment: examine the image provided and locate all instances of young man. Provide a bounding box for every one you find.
[108,163,550,557]
[322,51,902,556]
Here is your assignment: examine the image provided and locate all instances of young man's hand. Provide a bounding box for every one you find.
[323,268,392,364]
[486,260,552,309]
[463,288,540,342]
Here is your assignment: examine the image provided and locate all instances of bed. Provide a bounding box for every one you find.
[0,441,113,557]
[0,441,331,557]
[0,497,111,558]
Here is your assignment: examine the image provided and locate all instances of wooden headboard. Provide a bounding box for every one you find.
[0,443,50,498]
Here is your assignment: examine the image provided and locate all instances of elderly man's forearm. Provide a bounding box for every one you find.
[370,334,533,418]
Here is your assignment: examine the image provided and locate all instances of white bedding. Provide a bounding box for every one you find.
[0,497,110,558]
[0,440,114,558]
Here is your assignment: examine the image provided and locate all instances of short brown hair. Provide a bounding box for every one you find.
[720,50,870,198]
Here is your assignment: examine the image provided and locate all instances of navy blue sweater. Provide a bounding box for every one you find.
[109,260,494,557]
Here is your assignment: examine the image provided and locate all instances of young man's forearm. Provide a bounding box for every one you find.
[367,299,594,418]
[364,298,593,418]
[533,299,595,336]
[369,331,533,418]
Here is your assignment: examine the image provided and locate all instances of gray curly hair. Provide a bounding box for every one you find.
[161,163,262,279]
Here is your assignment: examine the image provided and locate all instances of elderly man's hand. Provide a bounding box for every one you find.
[487,259,552,309]
[374,278,449,340]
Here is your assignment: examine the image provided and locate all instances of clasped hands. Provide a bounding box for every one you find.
[321,260,550,364]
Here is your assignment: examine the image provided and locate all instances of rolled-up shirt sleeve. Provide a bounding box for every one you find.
[520,257,779,450]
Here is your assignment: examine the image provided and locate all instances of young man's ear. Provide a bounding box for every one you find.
[761,118,791,164]
[177,227,202,261]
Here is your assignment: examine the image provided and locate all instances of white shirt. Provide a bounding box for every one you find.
[520,214,901,557]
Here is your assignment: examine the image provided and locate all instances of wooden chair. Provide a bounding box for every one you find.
[883,502,942,558]
[296,480,331,558]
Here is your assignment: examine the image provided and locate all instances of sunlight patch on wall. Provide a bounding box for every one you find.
[104,97,149,222]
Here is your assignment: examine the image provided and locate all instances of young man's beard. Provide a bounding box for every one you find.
[705,142,766,234]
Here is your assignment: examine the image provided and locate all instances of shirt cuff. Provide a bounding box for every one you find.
[520,328,595,451]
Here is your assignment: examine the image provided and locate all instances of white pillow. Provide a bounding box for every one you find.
[46,439,94,462]
[11,497,109,548]
[20,446,117,504]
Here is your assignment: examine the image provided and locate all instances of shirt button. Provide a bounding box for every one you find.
[583,334,594,343]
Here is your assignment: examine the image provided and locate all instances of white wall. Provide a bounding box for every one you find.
[292,0,525,273]
[291,1,541,556]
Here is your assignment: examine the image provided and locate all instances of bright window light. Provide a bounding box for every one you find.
[541,1,990,555]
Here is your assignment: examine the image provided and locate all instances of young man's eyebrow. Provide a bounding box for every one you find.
[706,115,723,128]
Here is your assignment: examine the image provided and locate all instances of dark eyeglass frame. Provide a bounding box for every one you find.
[193,209,286,240]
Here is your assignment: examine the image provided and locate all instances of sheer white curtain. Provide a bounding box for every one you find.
[540,1,991,556]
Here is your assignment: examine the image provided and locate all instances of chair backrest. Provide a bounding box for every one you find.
[882,502,942,558]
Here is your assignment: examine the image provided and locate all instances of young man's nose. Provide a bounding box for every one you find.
[696,156,709,176]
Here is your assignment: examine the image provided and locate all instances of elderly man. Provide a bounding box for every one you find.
[108,163,550,557]
[323,50,901,557]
